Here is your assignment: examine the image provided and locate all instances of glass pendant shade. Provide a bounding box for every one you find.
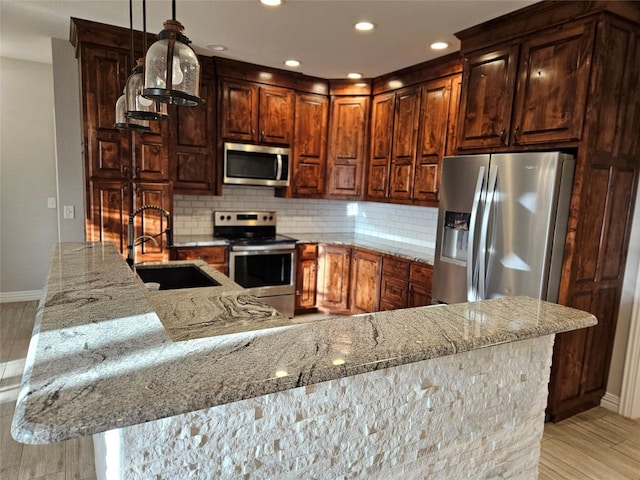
[143,19,202,106]
[126,60,169,120]
[115,92,150,131]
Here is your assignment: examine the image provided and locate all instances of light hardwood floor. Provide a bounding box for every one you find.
[1,301,639,479]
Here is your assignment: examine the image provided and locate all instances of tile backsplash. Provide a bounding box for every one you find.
[173,186,438,249]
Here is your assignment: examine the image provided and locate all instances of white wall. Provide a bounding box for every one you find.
[0,57,58,298]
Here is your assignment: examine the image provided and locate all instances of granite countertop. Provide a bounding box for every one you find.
[12,242,596,445]
[173,232,435,265]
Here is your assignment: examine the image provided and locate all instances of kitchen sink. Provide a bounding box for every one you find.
[135,265,221,290]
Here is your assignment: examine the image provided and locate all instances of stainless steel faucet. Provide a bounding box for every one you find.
[126,205,172,267]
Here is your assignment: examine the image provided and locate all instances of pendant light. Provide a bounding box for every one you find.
[126,0,168,121]
[143,0,202,106]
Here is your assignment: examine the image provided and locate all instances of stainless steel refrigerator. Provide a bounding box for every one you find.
[432,152,575,304]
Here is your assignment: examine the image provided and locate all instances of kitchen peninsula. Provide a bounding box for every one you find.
[12,242,596,479]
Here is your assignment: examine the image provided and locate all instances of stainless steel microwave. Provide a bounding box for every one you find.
[223,142,290,187]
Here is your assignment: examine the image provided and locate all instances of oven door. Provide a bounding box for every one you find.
[229,245,295,297]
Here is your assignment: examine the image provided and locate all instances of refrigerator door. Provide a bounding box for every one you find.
[432,154,490,304]
[481,152,574,301]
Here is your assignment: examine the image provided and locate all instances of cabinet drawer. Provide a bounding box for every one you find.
[380,275,408,308]
[171,246,228,265]
[297,243,317,260]
[410,262,432,288]
[382,256,410,277]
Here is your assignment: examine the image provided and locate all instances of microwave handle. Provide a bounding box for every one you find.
[275,154,283,180]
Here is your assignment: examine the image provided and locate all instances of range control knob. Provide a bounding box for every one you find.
[269,215,274,221]
[226,215,231,220]
[263,215,267,221]
[219,215,225,221]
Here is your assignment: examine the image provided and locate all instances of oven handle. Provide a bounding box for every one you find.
[230,244,296,253]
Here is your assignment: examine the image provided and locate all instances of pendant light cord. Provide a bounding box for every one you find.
[172,0,176,21]
[142,0,147,54]
[129,0,134,70]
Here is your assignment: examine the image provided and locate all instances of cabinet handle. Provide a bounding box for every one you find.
[135,167,140,175]
[500,129,506,145]
[513,126,520,144]
[122,165,128,175]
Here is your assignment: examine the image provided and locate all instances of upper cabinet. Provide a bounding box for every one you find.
[366,56,461,206]
[457,20,595,150]
[325,94,370,199]
[171,57,216,194]
[219,79,294,146]
[290,93,329,198]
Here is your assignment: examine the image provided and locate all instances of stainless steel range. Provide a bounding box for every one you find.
[214,211,297,318]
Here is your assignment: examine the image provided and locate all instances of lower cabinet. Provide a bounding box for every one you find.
[170,246,229,276]
[350,248,382,314]
[380,256,411,311]
[295,243,318,314]
[317,244,352,314]
[408,262,433,307]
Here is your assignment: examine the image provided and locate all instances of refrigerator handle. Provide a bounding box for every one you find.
[467,166,486,302]
[478,164,499,300]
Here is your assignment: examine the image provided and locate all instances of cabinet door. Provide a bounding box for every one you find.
[413,77,452,205]
[326,96,370,199]
[171,246,228,275]
[259,85,294,145]
[512,21,594,145]
[132,120,169,182]
[88,179,129,254]
[317,244,351,313]
[81,44,131,179]
[408,262,433,307]
[389,86,421,201]
[220,79,258,142]
[172,58,216,193]
[133,182,172,262]
[380,256,410,310]
[350,249,382,314]
[367,92,395,200]
[295,244,318,312]
[292,94,328,197]
[457,45,519,150]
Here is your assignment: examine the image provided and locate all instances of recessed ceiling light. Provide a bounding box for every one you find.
[260,0,282,6]
[348,72,363,79]
[284,59,301,67]
[355,21,375,31]
[430,41,449,50]
[207,44,228,52]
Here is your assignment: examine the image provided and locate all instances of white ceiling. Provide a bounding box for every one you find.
[0,0,536,79]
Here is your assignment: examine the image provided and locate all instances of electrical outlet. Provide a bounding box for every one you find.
[63,205,75,219]
[47,197,56,209]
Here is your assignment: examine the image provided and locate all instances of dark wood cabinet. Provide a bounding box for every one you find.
[456,3,640,421]
[170,245,229,276]
[413,77,454,205]
[408,262,433,307]
[87,179,129,253]
[457,20,594,150]
[325,96,370,199]
[379,256,411,311]
[350,249,382,314]
[171,57,216,194]
[367,73,458,206]
[132,121,169,182]
[389,86,422,201]
[220,79,293,146]
[290,93,329,198]
[317,244,352,313]
[295,243,318,313]
[367,92,395,200]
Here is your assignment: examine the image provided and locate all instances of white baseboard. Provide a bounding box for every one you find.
[600,392,620,413]
[0,290,42,303]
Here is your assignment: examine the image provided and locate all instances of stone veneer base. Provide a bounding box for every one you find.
[94,335,553,479]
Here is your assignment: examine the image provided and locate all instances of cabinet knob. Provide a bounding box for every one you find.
[122,165,128,175]
[500,129,506,145]
[135,167,140,175]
